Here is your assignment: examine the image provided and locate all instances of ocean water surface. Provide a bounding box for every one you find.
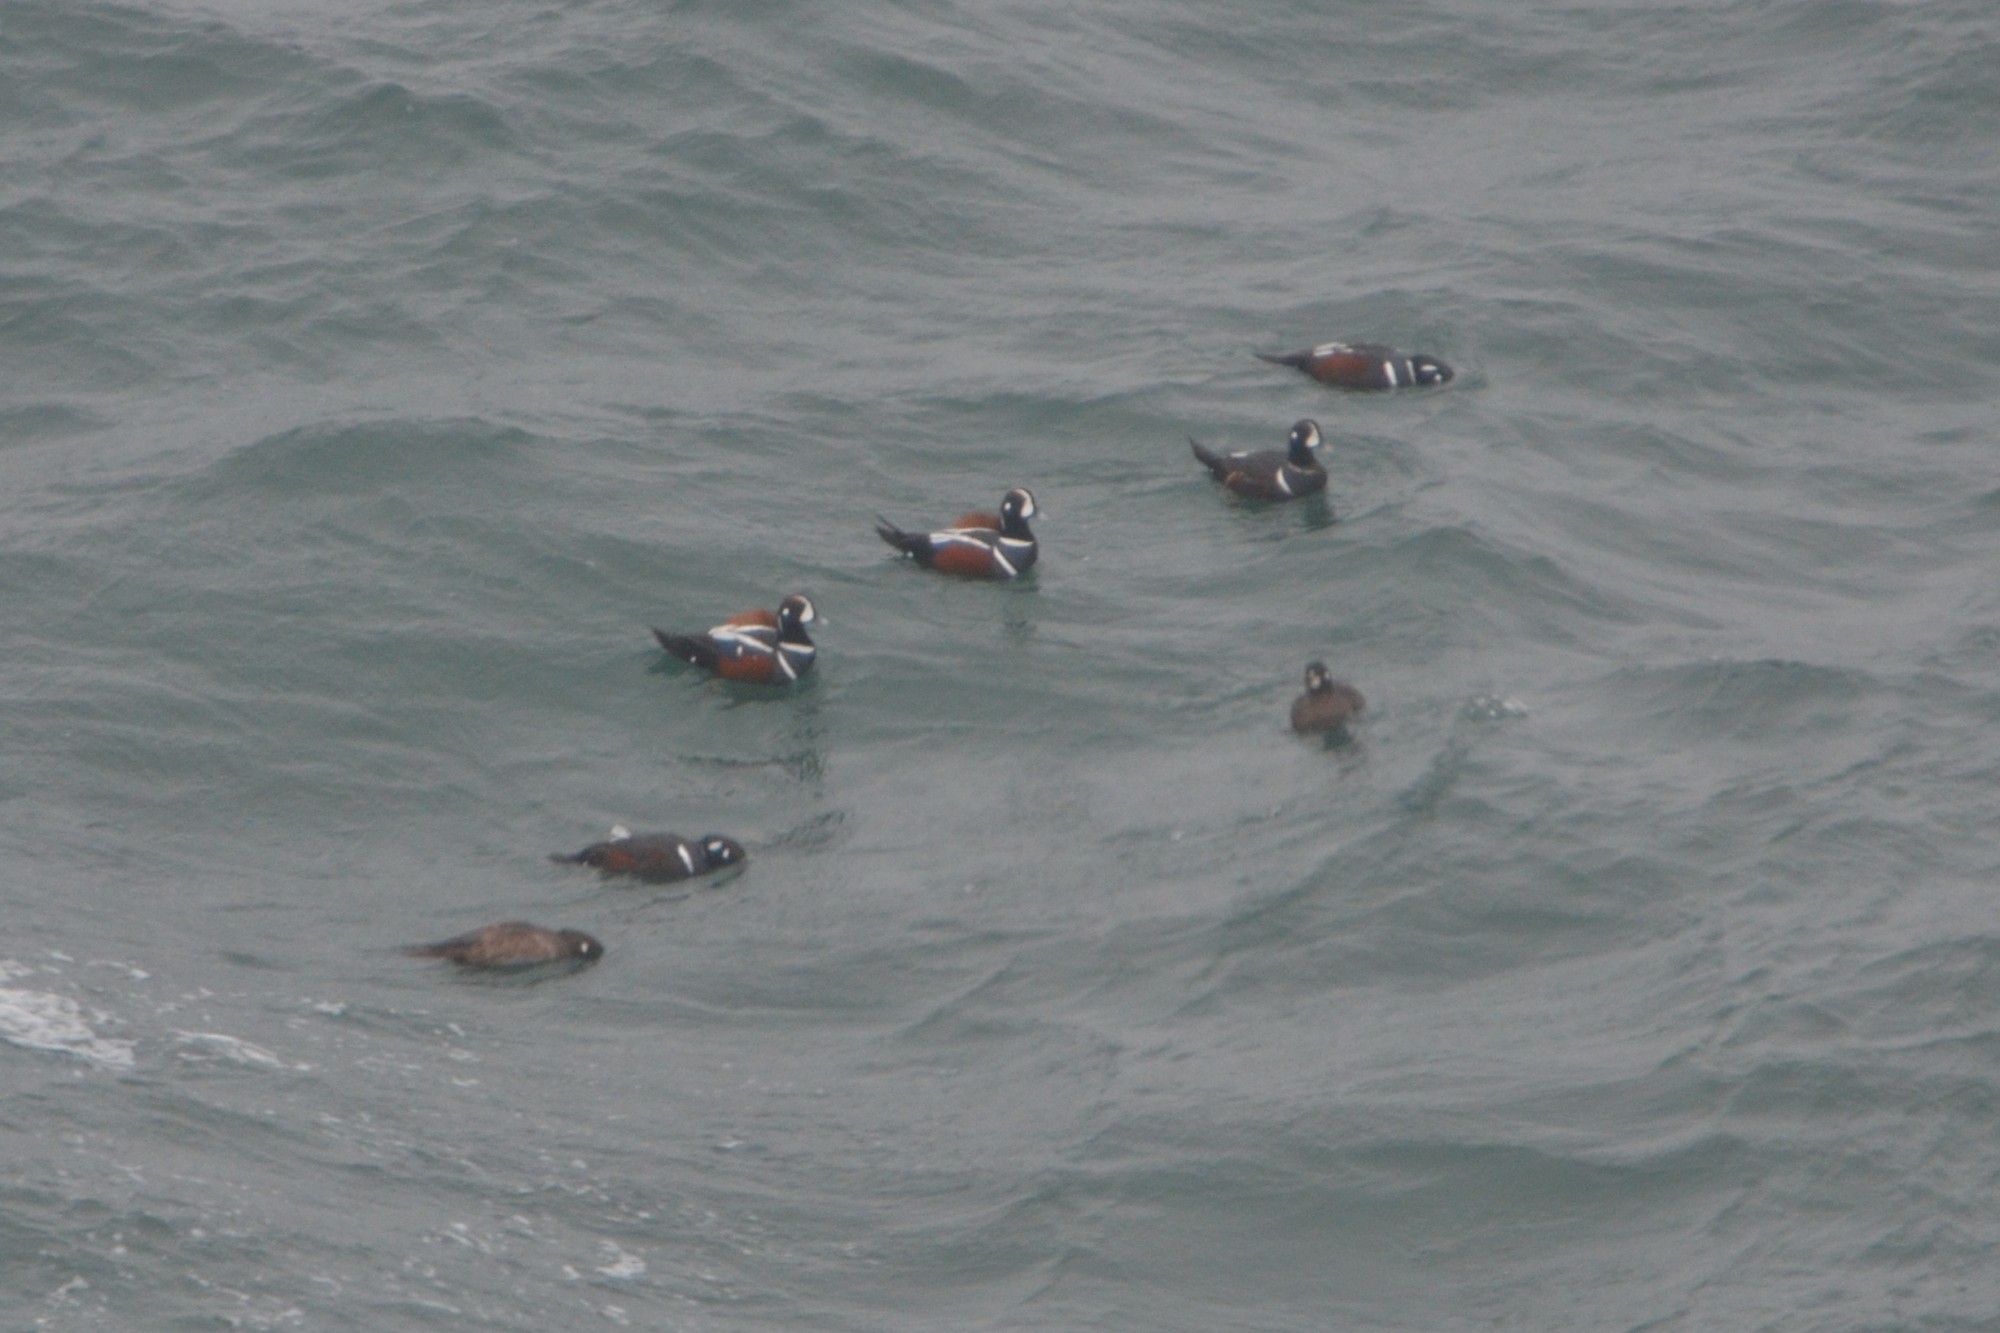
[4,0,2000,1327]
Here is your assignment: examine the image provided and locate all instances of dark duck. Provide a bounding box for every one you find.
[1290,661,1366,734]
[1190,419,1326,501]
[405,921,605,969]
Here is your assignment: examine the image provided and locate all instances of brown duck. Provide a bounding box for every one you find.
[1290,661,1366,734]
[405,921,604,969]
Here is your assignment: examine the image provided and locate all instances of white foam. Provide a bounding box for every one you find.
[0,966,135,1069]
[594,1242,647,1280]
[1463,693,1530,721]
[173,1031,307,1071]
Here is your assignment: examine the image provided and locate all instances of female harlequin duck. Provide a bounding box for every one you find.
[405,921,604,969]
[653,593,817,684]
[1290,661,1366,734]
[1256,340,1453,389]
[875,487,1039,579]
[550,825,746,882]
[1190,420,1326,501]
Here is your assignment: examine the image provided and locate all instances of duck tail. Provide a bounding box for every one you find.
[651,629,716,669]
[875,517,925,558]
[1189,437,1228,478]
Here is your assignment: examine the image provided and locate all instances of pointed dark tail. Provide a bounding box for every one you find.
[875,517,924,558]
[652,629,717,669]
[1189,437,1228,479]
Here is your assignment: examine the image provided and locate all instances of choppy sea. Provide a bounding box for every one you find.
[5,0,2000,1327]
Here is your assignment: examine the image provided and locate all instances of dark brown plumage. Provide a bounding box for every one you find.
[1290,661,1366,734]
[405,921,604,969]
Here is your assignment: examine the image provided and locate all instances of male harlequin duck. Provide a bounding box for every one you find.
[653,593,818,684]
[1256,340,1453,389]
[875,487,1039,579]
[1290,661,1366,734]
[1190,419,1326,501]
[550,825,746,882]
[405,921,604,969]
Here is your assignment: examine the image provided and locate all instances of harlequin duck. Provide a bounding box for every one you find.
[875,488,1039,579]
[1290,661,1366,734]
[1256,340,1453,389]
[405,921,604,969]
[653,593,817,684]
[550,825,746,882]
[1190,419,1326,501]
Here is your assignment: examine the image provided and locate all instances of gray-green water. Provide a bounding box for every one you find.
[6,0,2000,1327]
